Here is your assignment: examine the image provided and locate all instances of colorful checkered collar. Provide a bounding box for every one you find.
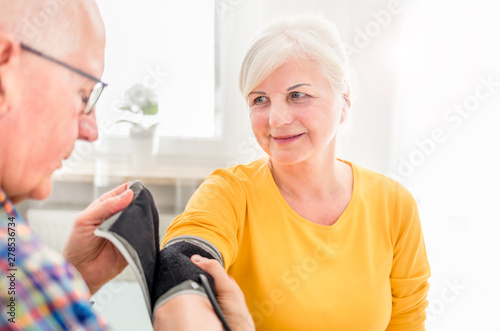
[0,187,19,218]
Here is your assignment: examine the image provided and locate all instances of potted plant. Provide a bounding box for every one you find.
[117,83,160,137]
[116,84,160,167]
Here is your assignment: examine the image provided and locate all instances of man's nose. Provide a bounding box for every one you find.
[77,111,99,142]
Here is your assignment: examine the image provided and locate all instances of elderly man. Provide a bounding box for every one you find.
[0,0,250,330]
[0,0,135,328]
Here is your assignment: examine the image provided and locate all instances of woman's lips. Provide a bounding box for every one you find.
[272,133,305,144]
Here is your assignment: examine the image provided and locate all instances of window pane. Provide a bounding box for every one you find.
[96,0,215,138]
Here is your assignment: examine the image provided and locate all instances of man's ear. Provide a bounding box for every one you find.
[0,32,21,118]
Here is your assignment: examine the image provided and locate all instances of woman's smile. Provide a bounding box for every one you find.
[271,133,306,144]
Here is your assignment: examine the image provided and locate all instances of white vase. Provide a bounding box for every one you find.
[130,126,157,169]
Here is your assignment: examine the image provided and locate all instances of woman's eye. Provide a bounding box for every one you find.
[252,96,268,106]
[290,91,306,99]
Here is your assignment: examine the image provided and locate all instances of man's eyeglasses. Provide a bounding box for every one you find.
[20,43,108,115]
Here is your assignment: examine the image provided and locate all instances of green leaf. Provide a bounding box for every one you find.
[115,119,140,125]
[142,104,159,115]
[119,106,133,112]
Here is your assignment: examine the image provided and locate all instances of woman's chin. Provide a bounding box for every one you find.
[269,151,307,166]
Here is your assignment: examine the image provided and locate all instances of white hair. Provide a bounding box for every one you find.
[239,15,353,112]
[0,0,83,56]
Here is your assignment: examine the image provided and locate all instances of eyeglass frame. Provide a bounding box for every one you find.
[20,43,108,115]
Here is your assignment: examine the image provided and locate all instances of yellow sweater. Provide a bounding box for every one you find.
[162,158,430,330]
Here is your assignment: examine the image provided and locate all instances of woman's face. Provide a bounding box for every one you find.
[248,59,345,166]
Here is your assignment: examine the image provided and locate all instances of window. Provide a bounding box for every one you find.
[96,0,215,138]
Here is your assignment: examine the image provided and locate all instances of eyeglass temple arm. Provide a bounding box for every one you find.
[20,43,107,85]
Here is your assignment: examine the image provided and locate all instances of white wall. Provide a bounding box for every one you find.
[387,0,500,329]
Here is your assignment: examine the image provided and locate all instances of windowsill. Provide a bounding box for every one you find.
[54,158,217,185]
[55,135,236,185]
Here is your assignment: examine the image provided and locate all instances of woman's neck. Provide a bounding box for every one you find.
[268,150,350,201]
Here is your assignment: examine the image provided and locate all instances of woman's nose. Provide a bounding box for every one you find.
[269,102,293,127]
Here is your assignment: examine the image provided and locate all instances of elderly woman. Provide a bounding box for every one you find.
[162,15,430,330]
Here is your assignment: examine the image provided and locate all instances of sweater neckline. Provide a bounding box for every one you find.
[263,158,359,232]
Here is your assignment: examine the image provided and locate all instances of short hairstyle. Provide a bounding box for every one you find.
[0,0,82,56]
[239,15,352,111]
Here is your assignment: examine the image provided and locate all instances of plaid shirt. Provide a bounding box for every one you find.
[0,188,108,330]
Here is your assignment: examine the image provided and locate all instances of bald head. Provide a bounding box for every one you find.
[0,0,105,57]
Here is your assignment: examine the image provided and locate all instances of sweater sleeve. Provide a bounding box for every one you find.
[161,168,246,270]
[387,184,431,331]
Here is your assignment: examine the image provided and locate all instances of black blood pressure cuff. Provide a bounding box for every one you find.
[95,181,228,327]
[95,180,159,319]
[152,240,219,315]
[156,239,232,331]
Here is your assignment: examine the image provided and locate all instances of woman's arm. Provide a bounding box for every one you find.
[154,170,252,330]
[387,184,431,330]
[153,295,223,331]
[152,256,255,331]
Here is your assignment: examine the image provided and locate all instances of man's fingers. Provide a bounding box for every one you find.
[83,188,134,223]
[100,188,133,219]
[87,182,131,209]
[98,182,131,202]
[191,255,229,288]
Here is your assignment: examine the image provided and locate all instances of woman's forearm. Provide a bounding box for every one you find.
[153,294,223,331]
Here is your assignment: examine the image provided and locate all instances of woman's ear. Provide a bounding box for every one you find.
[0,33,21,118]
[340,84,351,123]
[343,84,351,109]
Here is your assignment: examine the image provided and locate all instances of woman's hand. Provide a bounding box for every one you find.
[63,183,134,294]
[191,255,256,331]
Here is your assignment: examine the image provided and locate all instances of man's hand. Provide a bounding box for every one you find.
[63,183,134,294]
[191,255,255,331]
